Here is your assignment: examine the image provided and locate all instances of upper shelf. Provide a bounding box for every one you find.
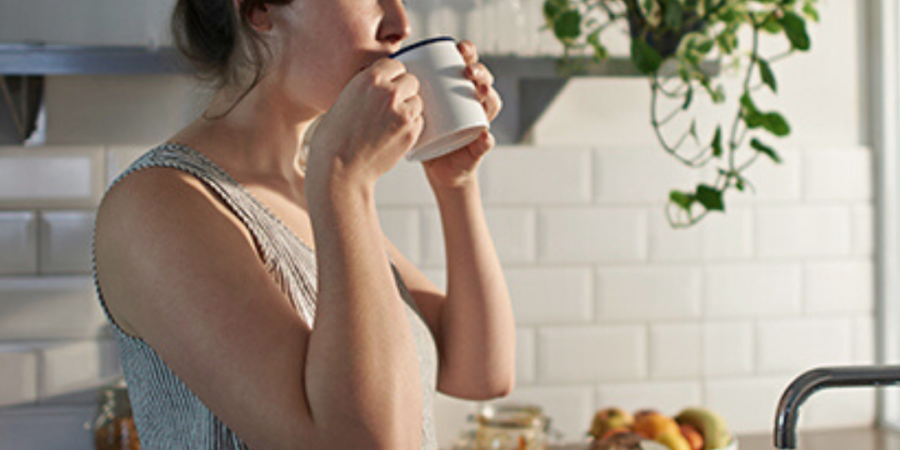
[0,43,719,77]
[0,43,189,75]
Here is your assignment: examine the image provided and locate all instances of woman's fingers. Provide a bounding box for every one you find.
[465,62,495,87]
[457,40,479,66]
[480,86,503,121]
[467,130,495,160]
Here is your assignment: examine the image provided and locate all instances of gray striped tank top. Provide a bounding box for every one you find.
[91,143,439,450]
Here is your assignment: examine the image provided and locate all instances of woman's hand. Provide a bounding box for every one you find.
[422,40,503,190]
[306,58,424,198]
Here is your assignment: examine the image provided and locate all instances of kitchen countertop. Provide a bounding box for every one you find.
[736,427,900,450]
[535,427,900,450]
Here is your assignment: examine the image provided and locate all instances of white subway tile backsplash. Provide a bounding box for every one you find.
[648,209,702,262]
[379,208,421,264]
[539,208,647,263]
[804,261,874,314]
[422,268,447,292]
[0,147,103,209]
[595,381,702,416]
[804,147,873,201]
[433,393,479,450]
[517,327,537,385]
[756,318,854,374]
[757,206,852,258]
[0,277,107,340]
[704,376,794,434]
[537,325,646,383]
[799,388,876,430]
[0,350,39,407]
[488,385,595,442]
[38,340,121,399]
[704,263,802,318]
[495,0,531,55]
[45,76,200,145]
[423,206,538,266]
[595,148,697,204]
[701,208,754,260]
[375,159,434,206]
[649,323,701,379]
[702,321,754,377]
[105,146,150,187]
[506,267,592,325]
[485,208,538,263]
[854,316,875,364]
[851,204,875,256]
[648,205,753,262]
[596,266,701,321]
[0,211,38,275]
[480,147,592,205]
[39,211,95,274]
[421,208,445,267]
[532,79,657,147]
[724,148,802,204]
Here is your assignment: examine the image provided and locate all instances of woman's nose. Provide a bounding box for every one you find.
[378,0,412,45]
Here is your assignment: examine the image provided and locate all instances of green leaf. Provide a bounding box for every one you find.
[751,138,782,163]
[758,58,777,93]
[803,3,820,22]
[553,9,582,40]
[711,126,723,157]
[695,185,725,212]
[762,112,791,136]
[682,85,694,110]
[543,0,566,22]
[717,32,736,53]
[631,38,664,74]
[780,11,811,51]
[696,36,715,54]
[670,190,695,210]
[735,177,745,192]
[665,0,684,30]
[762,15,783,33]
[740,93,764,128]
[588,31,609,61]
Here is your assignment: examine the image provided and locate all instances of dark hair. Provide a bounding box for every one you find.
[170,0,295,119]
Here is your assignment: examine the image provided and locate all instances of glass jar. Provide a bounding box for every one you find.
[471,403,549,450]
[88,378,140,450]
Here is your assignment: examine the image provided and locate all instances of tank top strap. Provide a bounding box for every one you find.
[110,143,319,325]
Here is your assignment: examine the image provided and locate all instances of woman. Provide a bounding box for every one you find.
[91,0,514,448]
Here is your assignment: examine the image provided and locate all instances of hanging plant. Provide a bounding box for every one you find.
[542,0,819,227]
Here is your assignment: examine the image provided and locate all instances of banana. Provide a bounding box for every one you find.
[674,407,732,450]
[656,432,693,450]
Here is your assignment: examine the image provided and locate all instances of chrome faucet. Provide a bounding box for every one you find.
[774,365,900,449]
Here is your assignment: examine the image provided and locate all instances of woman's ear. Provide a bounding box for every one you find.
[236,0,275,32]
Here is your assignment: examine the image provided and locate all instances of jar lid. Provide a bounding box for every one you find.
[474,403,546,429]
[96,378,132,411]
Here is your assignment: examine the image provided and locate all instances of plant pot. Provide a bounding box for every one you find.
[624,5,706,59]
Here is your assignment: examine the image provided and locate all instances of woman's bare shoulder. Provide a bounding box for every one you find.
[94,167,260,335]
[97,166,250,244]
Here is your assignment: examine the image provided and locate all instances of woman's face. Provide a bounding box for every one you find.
[263,0,412,114]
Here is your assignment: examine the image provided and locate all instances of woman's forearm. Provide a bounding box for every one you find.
[304,178,423,449]
[433,179,516,398]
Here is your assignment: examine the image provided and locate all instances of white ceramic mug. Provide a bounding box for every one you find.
[391,36,490,162]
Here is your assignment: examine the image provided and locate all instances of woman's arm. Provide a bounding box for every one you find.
[387,175,516,400]
[432,178,516,398]
[305,173,425,449]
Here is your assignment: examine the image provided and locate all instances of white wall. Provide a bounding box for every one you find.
[0,0,876,449]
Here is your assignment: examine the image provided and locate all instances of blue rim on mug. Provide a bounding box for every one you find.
[390,36,456,59]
